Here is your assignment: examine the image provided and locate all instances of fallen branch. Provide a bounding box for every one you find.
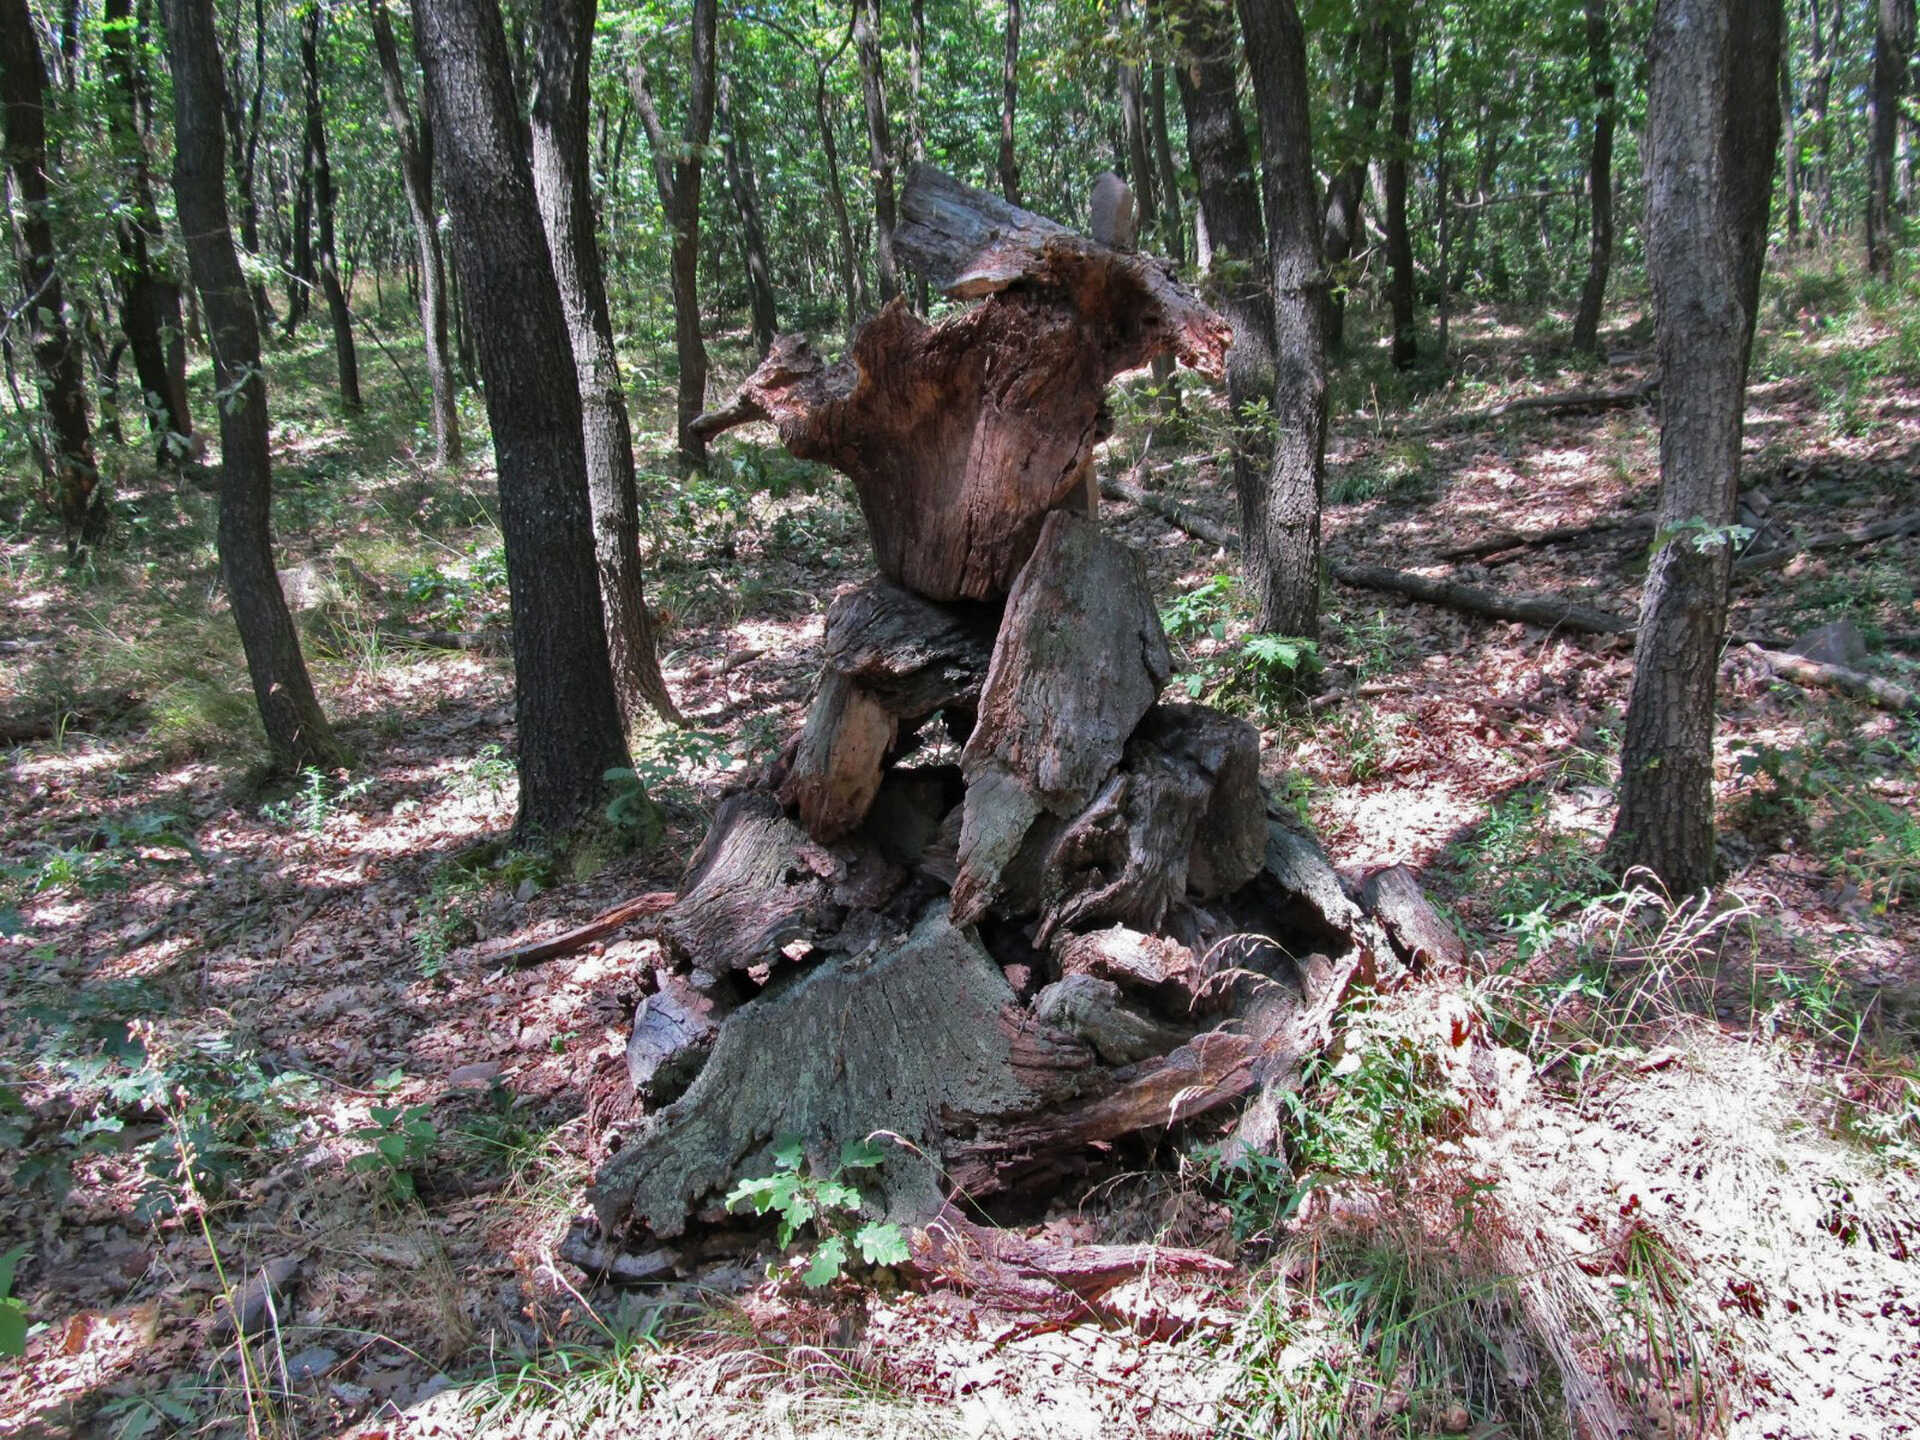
[1733,509,1920,577]
[1099,473,1237,550]
[1749,645,1918,712]
[1439,515,1654,563]
[0,688,143,745]
[1328,562,1636,636]
[478,891,678,969]
[1370,378,1657,439]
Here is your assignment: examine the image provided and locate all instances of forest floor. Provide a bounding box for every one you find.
[2,262,1919,1440]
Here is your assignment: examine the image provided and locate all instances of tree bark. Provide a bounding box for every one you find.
[1236,0,1328,639]
[1169,0,1280,634]
[162,0,343,770]
[628,0,717,471]
[1148,59,1186,267]
[367,0,461,465]
[1779,28,1801,245]
[854,0,900,305]
[301,3,361,409]
[101,0,191,458]
[1867,0,1915,275]
[1607,0,1781,894]
[410,0,632,837]
[531,0,681,728]
[0,0,104,556]
[999,0,1021,205]
[1808,0,1834,236]
[1385,19,1417,370]
[1572,0,1617,354]
[816,40,865,331]
[717,67,779,357]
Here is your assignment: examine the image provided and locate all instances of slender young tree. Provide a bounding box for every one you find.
[1385,18,1417,369]
[100,0,192,456]
[162,0,345,770]
[1321,22,1384,350]
[1608,0,1782,892]
[717,66,778,356]
[999,0,1021,205]
[629,0,718,470]
[1,0,104,556]
[1572,0,1618,353]
[531,0,681,728]
[1236,0,1328,639]
[854,0,900,305]
[222,0,274,325]
[367,0,460,464]
[1147,59,1185,265]
[409,0,631,837]
[300,1,361,407]
[1867,0,1915,274]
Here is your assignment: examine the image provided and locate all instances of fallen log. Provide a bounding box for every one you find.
[1099,473,1237,551]
[1328,562,1636,636]
[1370,378,1658,438]
[1438,515,1655,563]
[1749,644,1918,712]
[1733,508,1920,577]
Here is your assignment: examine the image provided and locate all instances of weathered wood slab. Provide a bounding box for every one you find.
[952,512,1171,925]
[1035,704,1264,944]
[1033,974,1193,1065]
[625,972,733,1105]
[591,903,1096,1239]
[820,579,999,716]
[779,671,898,844]
[660,793,837,977]
[1056,926,1198,998]
[1358,864,1467,974]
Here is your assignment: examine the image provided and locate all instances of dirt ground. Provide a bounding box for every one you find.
[2,290,1918,1439]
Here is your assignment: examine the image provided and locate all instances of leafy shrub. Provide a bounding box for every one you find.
[726,1134,910,1288]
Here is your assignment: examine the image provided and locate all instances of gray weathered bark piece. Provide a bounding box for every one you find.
[592,903,1094,1238]
[661,793,836,976]
[952,512,1171,925]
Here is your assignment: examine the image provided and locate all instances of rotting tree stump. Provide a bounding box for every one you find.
[585,168,1452,1278]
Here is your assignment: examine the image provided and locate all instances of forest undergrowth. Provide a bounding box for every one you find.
[2,263,1918,1439]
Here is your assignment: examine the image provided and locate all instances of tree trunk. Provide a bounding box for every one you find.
[628,0,717,471]
[162,0,344,771]
[1386,20,1416,370]
[1779,29,1801,246]
[531,0,682,729]
[1321,24,1383,351]
[1236,0,1328,640]
[226,0,273,326]
[284,84,314,336]
[1169,0,1278,630]
[410,0,632,838]
[1607,0,1781,893]
[855,0,900,306]
[0,0,104,557]
[301,3,361,408]
[1149,60,1186,267]
[1808,0,1834,236]
[1867,0,1915,274]
[717,68,779,357]
[1572,0,1617,354]
[999,0,1021,205]
[101,0,191,459]
[367,0,461,465]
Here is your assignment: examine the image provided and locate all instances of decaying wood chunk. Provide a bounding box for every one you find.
[626,972,734,1106]
[1056,926,1198,999]
[1358,864,1466,974]
[779,672,898,844]
[904,1204,1232,1323]
[820,579,999,716]
[661,793,837,977]
[780,582,1000,844]
[1033,974,1194,1065]
[890,165,1228,376]
[1035,704,1264,944]
[689,168,1229,603]
[592,903,1095,1239]
[952,512,1171,925]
